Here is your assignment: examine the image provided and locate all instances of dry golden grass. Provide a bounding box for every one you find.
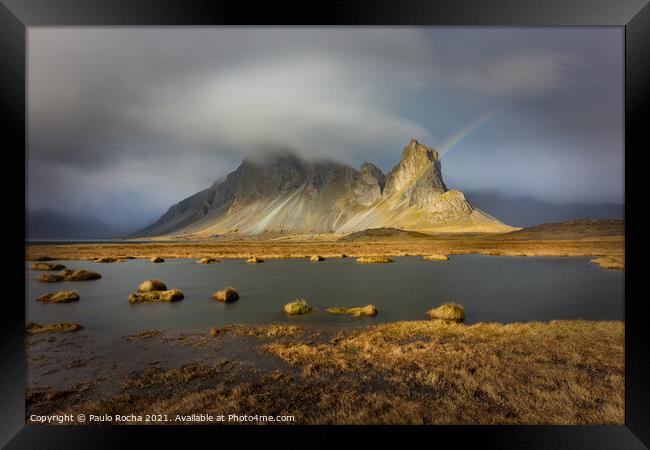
[138,279,167,293]
[128,289,184,303]
[150,256,165,263]
[591,256,624,270]
[38,269,101,283]
[95,257,117,263]
[357,256,394,264]
[125,330,162,340]
[31,262,66,271]
[210,323,304,338]
[310,255,325,261]
[35,290,80,303]
[26,321,83,334]
[212,287,239,302]
[246,256,264,264]
[423,254,449,261]
[326,304,378,317]
[25,234,624,264]
[197,257,220,264]
[426,303,465,322]
[29,320,623,425]
[284,299,315,315]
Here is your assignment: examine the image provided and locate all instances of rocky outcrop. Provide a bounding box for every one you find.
[134,139,513,237]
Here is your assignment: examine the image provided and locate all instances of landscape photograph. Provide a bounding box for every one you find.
[25,27,624,425]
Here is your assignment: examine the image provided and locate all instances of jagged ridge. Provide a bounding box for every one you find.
[135,139,512,237]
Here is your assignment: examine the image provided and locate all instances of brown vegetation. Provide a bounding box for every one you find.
[197,257,220,264]
[212,287,239,303]
[246,257,264,264]
[31,262,66,271]
[284,299,315,315]
[310,255,324,261]
[138,279,167,293]
[357,256,394,264]
[28,320,623,424]
[423,254,449,261]
[591,256,624,270]
[26,321,83,334]
[426,303,465,322]
[95,257,117,263]
[36,290,80,303]
[128,289,184,304]
[326,304,378,317]
[38,269,101,283]
[150,256,165,263]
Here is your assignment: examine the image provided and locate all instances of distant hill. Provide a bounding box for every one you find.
[26,209,132,240]
[496,219,624,240]
[338,227,436,241]
[463,191,623,228]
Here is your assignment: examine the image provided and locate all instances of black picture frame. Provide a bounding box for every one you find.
[2,1,648,448]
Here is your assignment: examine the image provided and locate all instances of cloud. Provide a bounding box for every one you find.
[26,27,624,227]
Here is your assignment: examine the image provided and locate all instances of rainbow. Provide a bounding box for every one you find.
[438,110,499,156]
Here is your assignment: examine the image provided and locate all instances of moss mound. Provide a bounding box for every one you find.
[36,290,80,303]
[38,269,101,282]
[150,256,165,263]
[212,287,239,302]
[138,279,168,293]
[284,299,315,315]
[197,257,220,264]
[247,257,264,264]
[426,303,465,322]
[128,289,184,303]
[310,255,325,261]
[422,254,449,261]
[26,321,83,334]
[356,256,393,264]
[326,304,377,317]
[31,262,66,271]
[95,257,117,263]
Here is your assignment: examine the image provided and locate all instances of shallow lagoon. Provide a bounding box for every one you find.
[26,255,623,336]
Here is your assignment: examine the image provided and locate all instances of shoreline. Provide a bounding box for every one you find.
[26,319,624,425]
[25,237,624,268]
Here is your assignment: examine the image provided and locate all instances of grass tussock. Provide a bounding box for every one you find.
[95,257,117,263]
[26,321,83,334]
[126,330,162,340]
[310,255,324,261]
[128,289,184,304]
[246,257,264,264]
[326,304,378,317]
[284,299,315,315]
[423,254,449,261]
[357,256,393,264]
[36,290,79,303]
[31,262,66,271]
[210,323,303,338]
[150,256,165,263]
[38,269,101,283]
[591,256,624,270]
[197,257,220,264]
[138,279,167,293]
[212,287,239,303]
[426,303,465,322]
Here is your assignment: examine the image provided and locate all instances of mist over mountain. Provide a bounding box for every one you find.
[135,140,511,237]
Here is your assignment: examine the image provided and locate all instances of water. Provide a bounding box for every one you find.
[25,255,624,336]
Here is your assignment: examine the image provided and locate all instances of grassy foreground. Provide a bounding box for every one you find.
[26,320,623,425]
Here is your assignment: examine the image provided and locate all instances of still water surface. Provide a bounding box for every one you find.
[25,255,623,336]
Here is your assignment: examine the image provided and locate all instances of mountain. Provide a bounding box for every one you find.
[27,209,131,240]
[135,139,513,238]
[463,191,624,228]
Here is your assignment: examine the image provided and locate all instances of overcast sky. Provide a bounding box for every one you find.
[27,27,624,228]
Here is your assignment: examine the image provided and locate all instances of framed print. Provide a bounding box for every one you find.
[1,0,648,448]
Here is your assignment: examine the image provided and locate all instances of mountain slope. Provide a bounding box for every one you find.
[135,140,513,237]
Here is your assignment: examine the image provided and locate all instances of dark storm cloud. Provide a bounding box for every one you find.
[27,27,623,227]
